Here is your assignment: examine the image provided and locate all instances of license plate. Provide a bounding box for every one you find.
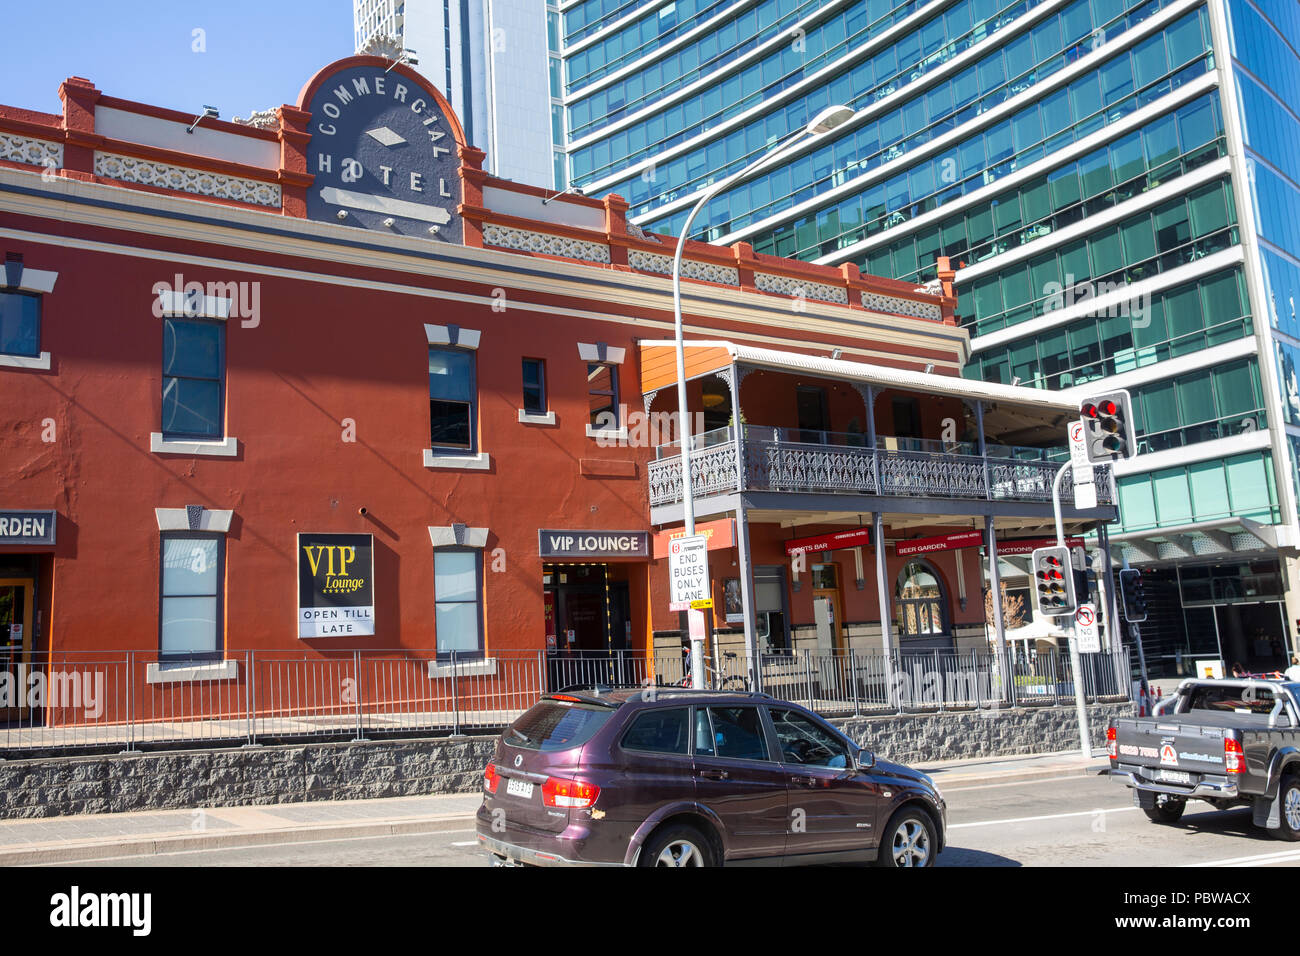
[1156,769,1191,785]
[506,778,535,799]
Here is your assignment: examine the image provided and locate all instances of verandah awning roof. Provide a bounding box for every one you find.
[639,339,1080,416]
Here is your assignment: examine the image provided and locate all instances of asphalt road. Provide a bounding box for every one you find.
[64,771,1300,867]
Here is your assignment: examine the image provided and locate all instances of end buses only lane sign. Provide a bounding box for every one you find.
[669,534,710,611]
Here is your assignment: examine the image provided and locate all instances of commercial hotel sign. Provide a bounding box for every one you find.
[297,533,376,637]
[305,63,463,242]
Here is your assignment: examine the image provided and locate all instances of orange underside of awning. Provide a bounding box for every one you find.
[639,343,732,394]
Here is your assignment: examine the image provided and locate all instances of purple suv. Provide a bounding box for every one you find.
[475,687,946,867]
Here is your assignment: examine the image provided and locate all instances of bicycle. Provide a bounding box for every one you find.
[678,651,751,691]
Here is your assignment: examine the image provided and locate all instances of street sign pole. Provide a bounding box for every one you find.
[1053,461,1093,759]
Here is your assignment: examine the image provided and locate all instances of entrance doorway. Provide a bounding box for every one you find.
[542,563,636,688]
[0,578,34,721]
[811,563,845,654]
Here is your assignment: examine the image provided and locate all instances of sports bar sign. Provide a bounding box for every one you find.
[895,532,1085,557]
[783,527,873,557]
[298,533,376,637]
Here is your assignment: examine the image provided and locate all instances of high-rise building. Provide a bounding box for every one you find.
[353,0,555,186]
[560,0,1300,678]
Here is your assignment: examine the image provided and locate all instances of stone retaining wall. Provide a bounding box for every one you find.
[835,702,1133,764]
[0,736,495,819]
[0,703,1133,819]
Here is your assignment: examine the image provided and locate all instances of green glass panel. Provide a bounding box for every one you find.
[1188,181,1229,237]
[1089,225,1124,276]
[1213,360,1260,417]
[1188,460,1229,520]
[1118,474,1157,531]
[1141,379,1179,433]
[1153,470,1193,525]
[1176,368,1215,424]
[1121,217,1157,264]
[1225,453,1272,519]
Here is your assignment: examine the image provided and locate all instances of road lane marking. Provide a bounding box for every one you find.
[944,775,1110,793]
[450,841,478,846]
[1185,848,1300,867]
[30,828,482,866]
[949,806,1137,829]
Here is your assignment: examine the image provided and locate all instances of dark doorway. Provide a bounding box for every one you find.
[796,386,829,443]
[1216,602,1287,676]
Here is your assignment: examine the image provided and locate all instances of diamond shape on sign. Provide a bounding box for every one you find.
[366,126,408,147]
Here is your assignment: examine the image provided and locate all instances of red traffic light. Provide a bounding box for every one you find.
[1082,403,1097,418]
[1099,399,1118,416]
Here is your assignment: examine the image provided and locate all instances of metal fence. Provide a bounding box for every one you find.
[0,647,1131,755]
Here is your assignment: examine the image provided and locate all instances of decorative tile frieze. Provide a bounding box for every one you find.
[754,272,849,305]
[483,224,611,263]
[628,250,739,286]
[0,132,62,170]
[94,152,281,207]
[862,291,943,321]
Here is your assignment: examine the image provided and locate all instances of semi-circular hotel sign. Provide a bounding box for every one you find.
[302,59,464,243]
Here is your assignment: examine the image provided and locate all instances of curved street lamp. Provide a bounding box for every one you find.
[669,104,856,689]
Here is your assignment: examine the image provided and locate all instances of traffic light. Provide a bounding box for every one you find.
[1079,390,1136,462]
[1119,568,1148,623]
[1071,546,1093,604]
[1033,545,1078,617]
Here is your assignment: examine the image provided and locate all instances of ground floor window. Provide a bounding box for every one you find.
[434,549,483,656]
[895,559,949,640]
[160,533,223,659]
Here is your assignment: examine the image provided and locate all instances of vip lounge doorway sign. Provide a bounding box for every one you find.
[298,533,375,637]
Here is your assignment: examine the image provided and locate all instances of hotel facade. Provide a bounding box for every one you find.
[560,0,1300,677]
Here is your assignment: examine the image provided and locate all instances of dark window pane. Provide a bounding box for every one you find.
[522,358,546,413]
[622,708,690,754]
[429,349,473,402]
[162,377,221,438]
[430,399,472,447]
[163,319,222,379]
[0,292,40,357]
[707,706,770,761]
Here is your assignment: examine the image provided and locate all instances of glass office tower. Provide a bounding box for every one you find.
[561,0,1300,677]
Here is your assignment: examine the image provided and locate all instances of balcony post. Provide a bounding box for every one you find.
[985,515,1014,706]
[974,400,990,499]
[872,511,897,706]
[735,503,762,692]
[724,362,745,494]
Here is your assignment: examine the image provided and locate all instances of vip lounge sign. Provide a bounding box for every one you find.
[305,61,464,242]
[297,533,375,638]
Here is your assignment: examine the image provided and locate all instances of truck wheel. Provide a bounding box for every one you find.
[1273,775,1300,842]
[1143,795,1186,824]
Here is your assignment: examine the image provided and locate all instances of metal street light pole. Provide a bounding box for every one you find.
[671,105,855,689]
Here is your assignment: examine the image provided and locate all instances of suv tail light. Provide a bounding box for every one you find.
[484,763,500,794]
[543,776,600,809]
[1106,725,1117,760]
[1224,738,1245,774]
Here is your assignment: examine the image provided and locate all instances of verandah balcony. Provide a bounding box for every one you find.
[648,425,1112,509]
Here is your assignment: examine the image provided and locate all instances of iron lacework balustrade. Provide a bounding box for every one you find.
[647,426,1114,508]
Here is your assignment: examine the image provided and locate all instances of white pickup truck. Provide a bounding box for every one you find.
[1108,678,1300,840]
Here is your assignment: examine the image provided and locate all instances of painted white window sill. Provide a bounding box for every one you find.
[585,426,628,443]
[423,449,491,470]
[517,409,557,426]
[427,657,496,678]
[146,659,239,685]
[0,351,51,370]
[151,434,239,457]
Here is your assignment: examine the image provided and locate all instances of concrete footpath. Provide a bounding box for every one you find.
[0,748,1109,866]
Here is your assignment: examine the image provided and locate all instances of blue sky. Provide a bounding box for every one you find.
[1,1,356,119]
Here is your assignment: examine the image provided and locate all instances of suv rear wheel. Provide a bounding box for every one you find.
[1143,794,1186,824]
[875,807,936,868]
[639,824,715,867]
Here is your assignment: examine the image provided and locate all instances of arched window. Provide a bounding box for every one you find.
[895,560,950,639]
